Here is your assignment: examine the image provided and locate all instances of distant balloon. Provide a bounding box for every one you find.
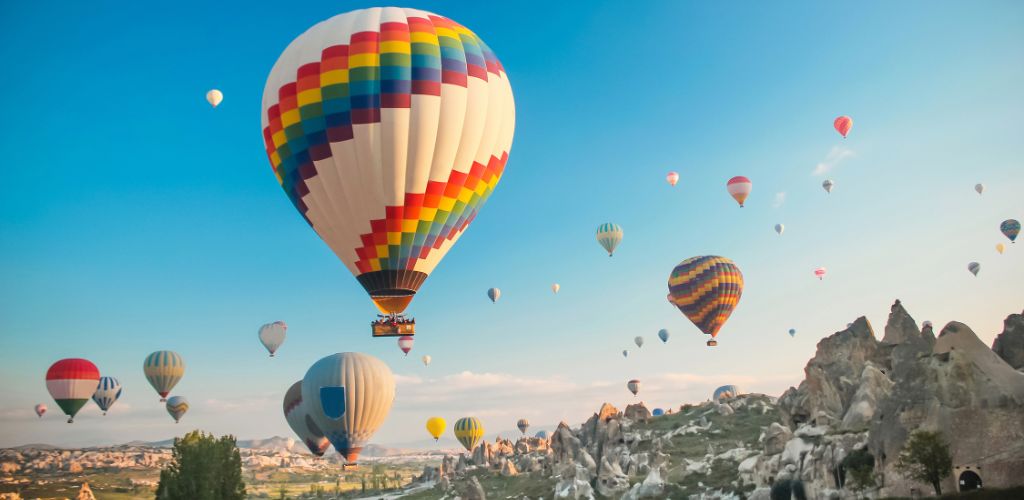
[727,176,752,207]
[667,256,744,347]
[34,404,47,418]
[788,329,796,338]
[822,179,834,194]
[666,171,679,187]
[1001,219,1020,243]
[46,358,100,423]
[144,351,185,402]
[922,320,933,330]
[91,376,123,415]
[303,353,395,464]
[487,287,501,303]
[283,381,330,456]
[596,223,624,256]
[814,267,827,280]
[455,417,485,451]
[634,336,644,348]
[166,396,189,423]
[658,329,670,343]
[627,379,640,396]
[713,385,740,401]
[975,183,985,195]
[834,116,853,138]
[206,89,223,108]
[517,418,530,435]
[552,283,560,294]
[397,335,414,356]
[968,262,980,276]
[622,350,629,358]
[426,417,446,441]
[422,355,431,367]
[775,224,784,236]
[535,430,550,440]
[652,408,664,417]
[258,321,287,357]
[996,243,1005,254]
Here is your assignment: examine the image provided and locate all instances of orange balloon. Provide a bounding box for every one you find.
[834,116,853,138]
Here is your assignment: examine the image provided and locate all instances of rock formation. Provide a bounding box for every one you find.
[993,310,1024,370]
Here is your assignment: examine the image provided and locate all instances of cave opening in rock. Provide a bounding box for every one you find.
[959,470,982,491]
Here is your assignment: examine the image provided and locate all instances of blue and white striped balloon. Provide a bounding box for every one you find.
[596,223,623,257]
[92,376,123,415]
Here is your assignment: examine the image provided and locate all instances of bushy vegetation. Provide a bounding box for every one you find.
[894,430,952,496]
[155,430,246,500]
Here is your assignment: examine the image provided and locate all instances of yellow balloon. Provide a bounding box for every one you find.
[996,243,1005,254]
[426,417,446,441]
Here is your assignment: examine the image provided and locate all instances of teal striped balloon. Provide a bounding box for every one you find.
[596,223,623,256]
[143,351,185,402]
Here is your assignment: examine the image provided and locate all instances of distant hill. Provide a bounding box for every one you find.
[6,436,444,457]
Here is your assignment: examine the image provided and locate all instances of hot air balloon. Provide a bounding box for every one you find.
[622,350,629,358]
[302,352,395,464]
[262,8,515,338]
[1001,219,1020,243]
[487,288,501,303]
[166,396,189,423]
[666,172,679,187]
[91,377,122,415]
[788,328,796,338]
[596,223,623,256]
[35,404,47,418]
[422,355,431,367]
[258,321,287,357]
[46,359,100,423]
[996,243,1005,254]
[551,283,560,294]
[535,430,550,439]
[283,381,331,456]
[834,116,852,138]
[975,183,984,195]
[822,179,834,194]
[727,176,752,207]
[667,256,743,347]
[775,224,784,236]
[658,329,669,343]
[454,417,485,451]
[922,320,933,330]
[206,89,223,108]
[398,335,414,355]
[968,262,980,276]
[517,418,529,435]
[814,267,827,280]
[634,336,644,348]
[627,379,640,396]
[426,417,446,441]
[144,351,185,402]
[713,385,740,401]
[652,408,664,417]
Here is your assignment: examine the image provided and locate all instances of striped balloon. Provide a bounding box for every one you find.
[968,262,980,276]
[143,351,185,402]
[596,223,623,256]
[815,267,827,280]
[627,379,640,396]
[517,418,529,435]
[166,396,189,423]
[397,335,414,355]
[667,256,743,346]
[713,384,740,401]
[834,115,853,138]
[454,416,485,451]
[258,321,287,357]
[1001,219,1020,243]
[487,287,501,303]
[283,381,331,456]
[46,359,100,423]
[726,176,751,207]
[91,376,123,415]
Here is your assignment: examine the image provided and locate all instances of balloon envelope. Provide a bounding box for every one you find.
[302,352,395,463]
[535,430,550,439]
[454,416,485,451]
[652,408,664,417]
[35,404,47,418]
[258,321,287,357]
[596,223,623,256]
[166,396,189,423]
[627,379,640,396]
[426,417,446,441]
[713,385,740,401]
[622,350,628,358]
[774,224,784,235]
[815,267,827,280]
[91,376,123,415]
[144,351,185,402]
[422,355,431,366]
[834,116,853,138]
[658,329,669,343]
[283,381,331,456]
[788,329,796,337]
[975,183,984,195]
[726,176,752,207]
[822,179,834,193]
[487,287,501,303]
[996,243,1005,254]
[551,283,560,294]
[517,418,529,435]
[666,171,679,186]
[46,359,100,423]
[634,336,644,348]
[968,262,980,276]
[398,335,414,355]
[206,89,223,107]
[667,256,743,344]
[261,8,515,316]
[1001,219,1020,243]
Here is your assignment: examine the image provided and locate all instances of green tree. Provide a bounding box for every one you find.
[895,430,952,496]
[841,447,875,496]
[155,430,246,500]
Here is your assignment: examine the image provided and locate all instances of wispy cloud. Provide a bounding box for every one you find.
[812,145,855,176]
[773,192,787,208]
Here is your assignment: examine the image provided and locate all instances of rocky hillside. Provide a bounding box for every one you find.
[405,302,1024,499]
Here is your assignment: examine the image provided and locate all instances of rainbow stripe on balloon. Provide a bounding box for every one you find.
[667,256,744,339]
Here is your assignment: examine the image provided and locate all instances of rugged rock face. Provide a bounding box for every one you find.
[993,310,1024,370]
[76,482,96,500]
[623,403,651,422]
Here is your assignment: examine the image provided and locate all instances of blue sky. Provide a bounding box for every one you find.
[1,0,1022,448]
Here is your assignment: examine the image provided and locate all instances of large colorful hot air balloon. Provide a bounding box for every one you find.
[627,379,640,396]
[975,183,984,195]
[666,172,679,187]
[454,416,485,451]
[667,256,743,347]
[259,321,287,357]
[34,404,47,418]
[91,376,122,415]
[206,89,223,108]
[283,381,331,456]
[166,396,189,423]
[398,335,414,355]
[596,223,623,256]
[634,336,644,348]
[1001,219,1020,243]
[262,8,515,337]
[144,351,185,402]
[968,262,980,276]
[46,359,100,423]
[996,243,1005,254]
[517,418,529,435]
[426,417,446,441]
[658,329,669,343]
[727,176,751,207]
[551,283,560,294]
[834,116,852,138]
[713,385,740,401]
[421,354,431,367]
[487,287,501,303]
[822,179,834,194]
[302,352,395,464]
[814,267,827,280]
[774,224,784,236]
